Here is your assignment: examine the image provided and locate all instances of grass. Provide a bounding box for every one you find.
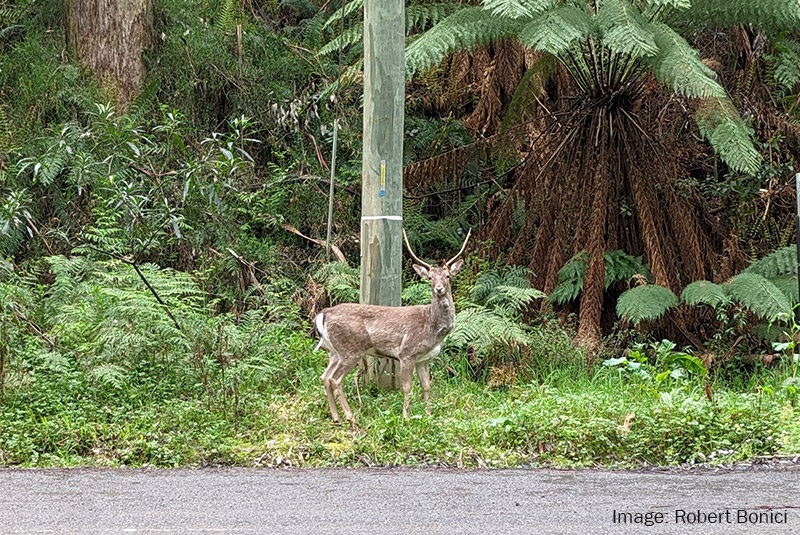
[1,257,799,469]
[1,338,797,468]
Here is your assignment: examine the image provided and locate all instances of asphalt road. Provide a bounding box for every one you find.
[1,465,799,534]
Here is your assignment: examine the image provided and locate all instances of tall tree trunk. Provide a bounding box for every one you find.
[65,0,155,110]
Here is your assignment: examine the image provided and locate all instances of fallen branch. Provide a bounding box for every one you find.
[281,223,348,264]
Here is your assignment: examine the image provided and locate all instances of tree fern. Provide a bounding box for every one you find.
[406,6,522,77]
[728,272,793,323]
[680,280,729,308]
[643,22,727,99]
[549,250,651,305]
[742,246,796,278]
[695,98,761,174]
[673,0,800,33]
[596,0,658,58]
[616,283,679,325]
[518,4,594,56]
[767,37,800,94]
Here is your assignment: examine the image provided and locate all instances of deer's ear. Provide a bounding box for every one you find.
[448,259,464,275]
[412,264,430,279]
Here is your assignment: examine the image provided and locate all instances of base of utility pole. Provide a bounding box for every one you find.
[360,216,403,390]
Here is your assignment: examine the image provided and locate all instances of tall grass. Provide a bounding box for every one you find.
[0,257,798,468]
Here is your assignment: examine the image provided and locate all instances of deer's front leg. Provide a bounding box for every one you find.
[416,362,432,415]
[401,360,415,418]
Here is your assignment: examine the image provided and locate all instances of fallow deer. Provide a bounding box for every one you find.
[314,229,470,423]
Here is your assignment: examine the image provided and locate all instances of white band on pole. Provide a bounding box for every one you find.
[361,215,403,221]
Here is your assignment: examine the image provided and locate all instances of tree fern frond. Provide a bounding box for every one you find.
[604,249,652,289]
[406,6,522,77]
[597,0,658,58]
[447,307,534,353]
[695,98,761,174]
[500,54,557,133]
[483,0,556,20]
[548,252,589,305]
[322,0,363,31]
[672,0,800,33]
[518,4,595,56]
[742,246,796,278]
[768,37,800,92]
[616,284,678,325]
[643,22,727,99]
[319,24,364,56]
[680,280,729,308]
[728,272,793,323]
[406,3,465,32]
[769,275,799,305]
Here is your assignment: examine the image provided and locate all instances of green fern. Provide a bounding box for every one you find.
[742,246,796,278]
[596,0,658,58]
[695,98,761,174]
[313,261,360,304]
[447,306,534,355]
[768,37,800,93]
[680,280,729,308]
[643,22,727,100]
[215,0,237,32]
[406,6,522,77]
[518,4,594,56]
[616,284,679,326]
[549,250,651,305]
[673,0,800,33]
[728,272,793,323]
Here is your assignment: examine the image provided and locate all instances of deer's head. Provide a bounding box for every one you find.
[403,229,470,299]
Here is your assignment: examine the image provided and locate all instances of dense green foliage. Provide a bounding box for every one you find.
[1,0,799,468]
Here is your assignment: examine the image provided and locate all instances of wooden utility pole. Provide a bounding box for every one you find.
[360,0,405,389]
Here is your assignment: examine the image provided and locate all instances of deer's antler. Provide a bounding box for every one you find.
[446,228,471,267]
[402,229,432,269]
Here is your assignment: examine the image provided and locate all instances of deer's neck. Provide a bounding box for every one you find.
[428,293,456,338]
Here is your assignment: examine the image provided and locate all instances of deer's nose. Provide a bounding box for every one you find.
[434,284,445,294]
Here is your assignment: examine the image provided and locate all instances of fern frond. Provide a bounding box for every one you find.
[500,55,557,133]
[406,6,523,77]
[323,0,363,31]
[548,252,589,305]
[215,0,237,32]
[402,282,431,305]
[319,24,364,56]
[672,0,800,33]
[768,38,800,92]
[604,250,652,289]
[447,307,534,354]
[680,280,729,308]
[769,275,799,305]
[483,0,556,20]
[728,272,793,323]
[518,4,594,56]
[596,0,658,58]
[742,245,796,278]
[643,22,727,99]
[407,3,465,32]
[695,98,761,174]
[616,284,678,325]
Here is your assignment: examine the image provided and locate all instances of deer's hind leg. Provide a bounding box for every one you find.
[321,351,341,423]
[327,353,358,424]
